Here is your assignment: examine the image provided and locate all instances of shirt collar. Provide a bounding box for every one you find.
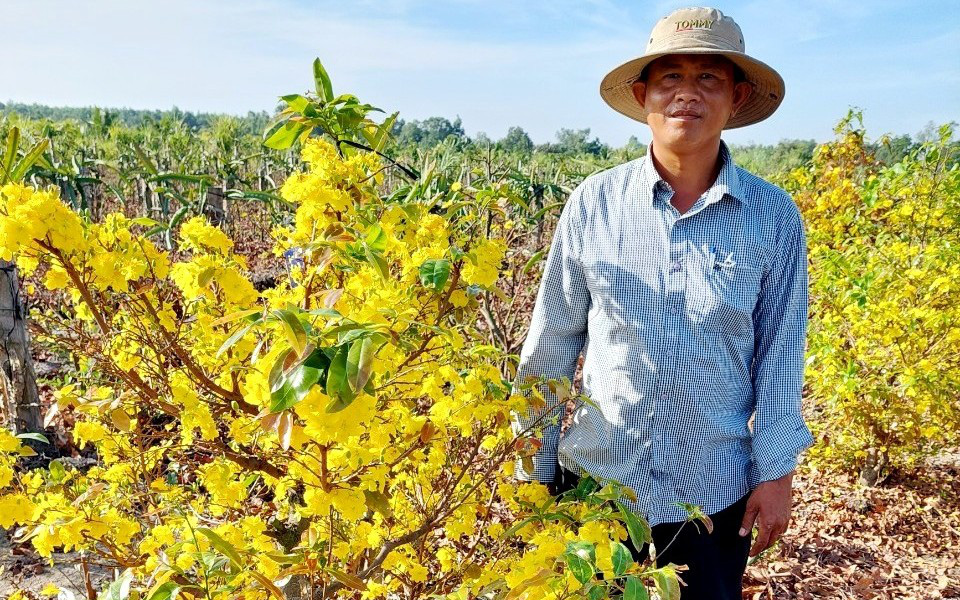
[637,139,746,207]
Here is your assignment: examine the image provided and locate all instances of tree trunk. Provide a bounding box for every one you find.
[0,260,42,433]
[859,447,888,487]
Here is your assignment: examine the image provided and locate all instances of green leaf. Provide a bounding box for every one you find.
[363,243,389,281]
[288,349,330,401]
[147,582,180,600]
[521,455,534,476]
[269,380,298,413]
[268,348,293,392]
[263,120,307,150]
[2,127,20,184]
[211,308,263,327]
[363,489,393,518]
[329,569,366,591]
[196,527,243,570]
[313,58,334,103]
[372,111,398,152]
[16,432,49,444]
[148,173,213,185]
[617,502,653,548]
[196,267,216,288]
[575,474,599,498]
[593,483,623,502]
[499,516,538,539]
[131,216,162,227]
[610,541,632,576]
[652,567,681,600]
[132,143,159,175]
[325,345,356,412]
[102,569,133,600]
[9,138,50,183]
[281,93,312,113]
[345,336,375,393]
[522,250,545,275]
[263,551,302,564]
[623,576,650,600]
[365,223,387,253]
[48,459,66,483]
[216,323,253,358]
[143,225,168,238]
[226,189,290,207]
[532,201,565,220]
[168,205,190,231]
[585,583,606,600]
[418,259,451,291]
[337,326,373,345]
[273,309,307,356]
[563,551,594,585]
[565,540,596,564]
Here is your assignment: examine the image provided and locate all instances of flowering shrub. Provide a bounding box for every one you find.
[788,112,960,483]
[0,124,682,597]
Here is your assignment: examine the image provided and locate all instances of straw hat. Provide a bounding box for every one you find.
[599,6,785,129]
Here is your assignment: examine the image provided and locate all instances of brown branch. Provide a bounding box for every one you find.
[135,295,252,410]
[201,441,286,480]
[41,241,111,335]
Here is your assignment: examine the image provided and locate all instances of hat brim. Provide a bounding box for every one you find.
[599,49,785,129]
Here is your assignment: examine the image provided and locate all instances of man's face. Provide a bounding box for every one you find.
[631,54,753,152]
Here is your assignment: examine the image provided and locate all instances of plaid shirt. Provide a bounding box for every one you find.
[511,140,815,526]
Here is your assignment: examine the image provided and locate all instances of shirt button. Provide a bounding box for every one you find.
[670,261,682,273]
[669,304,679,314]
[660,392,669,401]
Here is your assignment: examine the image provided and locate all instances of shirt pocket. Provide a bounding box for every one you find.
[691,258,762,338]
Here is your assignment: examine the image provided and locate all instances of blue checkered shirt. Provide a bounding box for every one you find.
[511,140,815,526]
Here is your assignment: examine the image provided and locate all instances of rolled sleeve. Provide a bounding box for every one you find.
[510,186,590,483]
[749,205,816,487]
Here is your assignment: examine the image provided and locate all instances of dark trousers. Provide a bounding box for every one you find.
[549,465,752,600]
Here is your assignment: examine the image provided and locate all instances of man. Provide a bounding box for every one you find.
[510,7,815,598]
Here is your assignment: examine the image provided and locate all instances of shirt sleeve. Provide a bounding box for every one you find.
[510,185,591,483]
[749,203,816,487]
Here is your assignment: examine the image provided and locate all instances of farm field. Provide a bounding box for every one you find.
[0,59,958,600]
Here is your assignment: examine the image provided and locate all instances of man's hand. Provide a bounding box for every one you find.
[739,470,794,557]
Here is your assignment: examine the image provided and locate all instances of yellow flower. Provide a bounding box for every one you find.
[179,216,234,254]
[0,494,37,527]
[0,429,21,452]
[73,421,108,447]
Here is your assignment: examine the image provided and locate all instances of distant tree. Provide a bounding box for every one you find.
[473,131,493,147]
[731,139,816,179]
[616,135,646,161]
[0,102,273,133]
[538,127,608,157]
[871,134,915,166]
[498,126,534,154]
[915,120,941,144]
[392,115,467,148]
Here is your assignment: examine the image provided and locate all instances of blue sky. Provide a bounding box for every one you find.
[1,0,957,146]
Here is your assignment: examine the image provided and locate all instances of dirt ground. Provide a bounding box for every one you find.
[741,452,960,600]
